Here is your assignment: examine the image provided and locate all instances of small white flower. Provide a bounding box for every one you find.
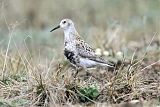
[130,100,140,104]
[103,51,109,56]
[95,48,102,56]
[116,51,123,58]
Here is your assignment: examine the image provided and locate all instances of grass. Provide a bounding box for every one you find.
[0,0,160,107]
[0,26,159,106]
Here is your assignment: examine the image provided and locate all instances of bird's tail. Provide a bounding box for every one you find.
[98,61,115,68]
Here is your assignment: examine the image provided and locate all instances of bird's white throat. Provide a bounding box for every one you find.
[63,26,78,44]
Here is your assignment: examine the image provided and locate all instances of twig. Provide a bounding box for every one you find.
[141,60,160,71]
[1,14,13,80]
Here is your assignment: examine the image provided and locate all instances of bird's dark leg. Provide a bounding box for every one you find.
[74,67,79,78]
[84,69,90,80]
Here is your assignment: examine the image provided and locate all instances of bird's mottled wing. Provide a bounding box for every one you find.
[76,39,109,64]
[76,39,95,57]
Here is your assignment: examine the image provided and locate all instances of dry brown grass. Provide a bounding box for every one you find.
[0,0,160,107]
[0,24,159,106]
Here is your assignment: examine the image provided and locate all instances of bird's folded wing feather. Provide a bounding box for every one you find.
[76,39,110,64]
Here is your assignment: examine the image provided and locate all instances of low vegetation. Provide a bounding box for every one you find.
[0,0,160,107]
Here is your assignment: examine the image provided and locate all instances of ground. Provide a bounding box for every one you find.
[0,0,160,107]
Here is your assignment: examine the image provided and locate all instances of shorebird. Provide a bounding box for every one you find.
[50,19,114,76]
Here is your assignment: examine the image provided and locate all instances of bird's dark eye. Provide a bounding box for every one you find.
[63,21,66,24]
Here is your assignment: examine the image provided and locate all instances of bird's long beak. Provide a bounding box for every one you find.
[50,25,60,32]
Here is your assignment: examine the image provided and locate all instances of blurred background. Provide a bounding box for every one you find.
[0,0,160,60]
[0,1,160,106]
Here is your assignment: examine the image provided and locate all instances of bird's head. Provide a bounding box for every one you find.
[50,19,74,32]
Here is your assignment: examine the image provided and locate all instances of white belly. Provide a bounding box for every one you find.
[79,58,98,68]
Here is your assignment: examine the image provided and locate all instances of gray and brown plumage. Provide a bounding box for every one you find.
[50,19,114,70]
